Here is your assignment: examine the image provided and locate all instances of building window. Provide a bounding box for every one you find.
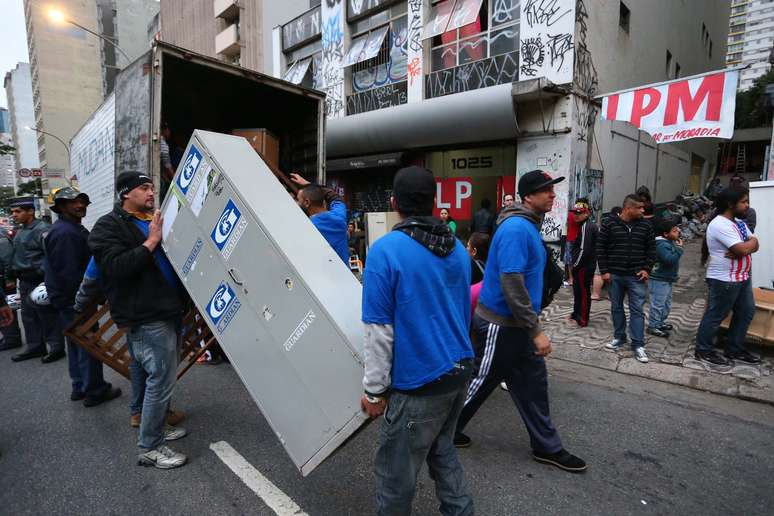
[428,0,519,72]
[348,5,409,94]
[619,1,631,33]
[666,49,672,76]
[675,62,681,78]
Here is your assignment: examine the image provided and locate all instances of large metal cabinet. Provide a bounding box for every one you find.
[160,130,367,476]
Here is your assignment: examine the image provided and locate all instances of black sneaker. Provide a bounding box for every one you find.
[41,350,66,363]
[724,350,762,365]
[647,327,670,338]
[533,449,587,472]
[694,351,731,367]
[70,390,85,401]
[84,386,122,407]
[660,323,674,331]
[11,350,46,362]
[454,433,472,448]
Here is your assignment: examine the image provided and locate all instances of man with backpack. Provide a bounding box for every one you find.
[453,170,586,473]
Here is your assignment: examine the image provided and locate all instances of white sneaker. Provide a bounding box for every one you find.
[606,339,625,351]
[163,425,188,441]
[138,445,187,469]
[634,347,649,363]
[499,382,509,391]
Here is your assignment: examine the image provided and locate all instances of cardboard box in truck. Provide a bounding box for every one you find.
[70,41,325,226]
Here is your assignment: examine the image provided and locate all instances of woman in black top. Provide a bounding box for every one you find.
[466,232,491,285]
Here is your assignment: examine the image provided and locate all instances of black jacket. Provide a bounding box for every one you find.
[596,217,656,276]
[571,220,598,270]
[88,204,184,328]
[471,208,495,234]
[44,218,91,310]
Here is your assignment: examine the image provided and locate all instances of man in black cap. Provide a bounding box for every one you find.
[89,172,188,469]
[361,166,475,515]
[7,197,64,363]
[454,170,587,473]
[44,187,121,406]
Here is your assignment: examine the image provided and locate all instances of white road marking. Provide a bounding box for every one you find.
[210,441,308,516]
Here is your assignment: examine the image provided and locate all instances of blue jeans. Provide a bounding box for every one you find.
[375,387,474,516]
[648,280,673,330]
[129,357,147,416]
[61,306,107,397]
[609,275,647,349]
[696,279,755,355]
[126,320,179,450]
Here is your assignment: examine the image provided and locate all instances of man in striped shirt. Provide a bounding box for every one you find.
[695,187,760,366]
[597,194,656,363]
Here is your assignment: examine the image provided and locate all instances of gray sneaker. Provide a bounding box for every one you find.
[164,425,188,441]
[138,445,187,469]
[605,339,625,351]
[634,347,649,363]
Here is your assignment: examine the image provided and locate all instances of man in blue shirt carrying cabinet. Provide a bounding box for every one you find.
[454,170,587,474]
[290,173,349,264]
[361,166,475,516]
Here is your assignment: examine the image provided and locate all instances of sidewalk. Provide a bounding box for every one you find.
[543,240,774,404]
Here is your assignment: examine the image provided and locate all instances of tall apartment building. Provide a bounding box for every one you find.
[726,0,774,90]
[159,0,310,73]
[23,0,158,184]
[4,63,40,173]
[272,0,728,242]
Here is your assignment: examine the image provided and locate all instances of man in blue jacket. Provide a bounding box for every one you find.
[361,166,474,515]
[290,173,349,264]
[45,187,122,406]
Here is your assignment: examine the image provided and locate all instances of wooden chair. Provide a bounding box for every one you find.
[63,300,218,380]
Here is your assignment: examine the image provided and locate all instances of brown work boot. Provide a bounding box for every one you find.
[130,413,141,428]
[166,409,185,426]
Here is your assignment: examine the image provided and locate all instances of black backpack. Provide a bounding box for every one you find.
[541,243,563,309]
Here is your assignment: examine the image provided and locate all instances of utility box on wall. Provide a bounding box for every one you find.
[160,130,368,476]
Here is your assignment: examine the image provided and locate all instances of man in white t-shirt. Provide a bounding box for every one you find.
[695,187,760,366]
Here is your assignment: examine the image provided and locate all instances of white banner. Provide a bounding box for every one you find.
[600,70,738,144]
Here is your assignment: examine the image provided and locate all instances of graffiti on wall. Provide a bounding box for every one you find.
[348,0,398,20]
[347,81,408,115]
[408,0,423,52]
[573,166,604,219]
[425,51,519,98]
[517,136,571,242]
[573,0,598,142]
[322,0,345,117]
[282,7,321,50]
[519,0,575,84]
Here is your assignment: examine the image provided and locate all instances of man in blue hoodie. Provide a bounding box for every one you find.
[647,218,684,338]
[290,173,349,264]
[361,166,474,515]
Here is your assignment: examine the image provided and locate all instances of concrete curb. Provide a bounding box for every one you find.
[549,345,774,405]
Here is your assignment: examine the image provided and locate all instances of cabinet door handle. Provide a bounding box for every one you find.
[228,268,244,286]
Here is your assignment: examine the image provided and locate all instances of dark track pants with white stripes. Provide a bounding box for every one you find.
[456,313,563,454]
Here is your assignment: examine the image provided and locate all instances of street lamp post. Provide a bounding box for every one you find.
[48,9,131,64]
[24,126,72,186]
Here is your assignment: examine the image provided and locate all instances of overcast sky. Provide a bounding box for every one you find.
[0,1,30,109]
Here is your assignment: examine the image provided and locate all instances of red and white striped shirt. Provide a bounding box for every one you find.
[706,216,751,282]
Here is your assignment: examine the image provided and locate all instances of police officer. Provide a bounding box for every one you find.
[8,197,64,363]
[45,187,121,405]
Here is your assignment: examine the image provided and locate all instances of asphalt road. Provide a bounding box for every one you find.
[1,349,772,516]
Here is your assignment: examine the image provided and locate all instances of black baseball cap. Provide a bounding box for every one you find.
[518,170,564,199]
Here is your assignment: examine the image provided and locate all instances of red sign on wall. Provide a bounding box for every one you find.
[433,177,472,220]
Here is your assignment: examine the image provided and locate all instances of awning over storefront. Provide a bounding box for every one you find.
[327,83,518,158]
